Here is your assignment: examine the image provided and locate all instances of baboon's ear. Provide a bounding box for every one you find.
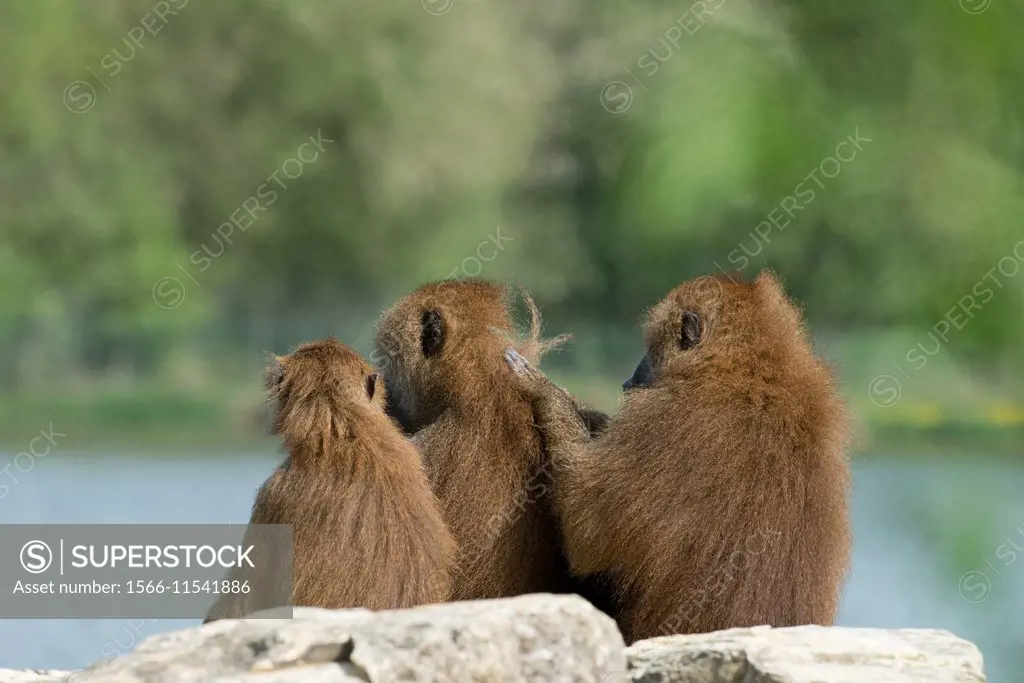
[680,311,701,350]
[421,309,445,358]
[365,373,378,401]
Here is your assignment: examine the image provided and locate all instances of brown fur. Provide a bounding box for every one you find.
[373,280,577,600]
[206,338,456,621]
[506,271,851,642]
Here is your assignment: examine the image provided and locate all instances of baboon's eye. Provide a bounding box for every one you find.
[365,373,377,400]
[421,309,444,358]
[680,311,701,350]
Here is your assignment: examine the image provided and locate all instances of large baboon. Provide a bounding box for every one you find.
[505,271,851,642]
[373,280,608,602]
[206,338,455,621]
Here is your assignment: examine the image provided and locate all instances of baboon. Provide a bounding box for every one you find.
[504,271,852,643]
[205,338,456,621]
[373,280,610,603]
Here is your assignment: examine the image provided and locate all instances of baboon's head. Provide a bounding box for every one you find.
[623,271,805,391]
[266,338,385,444]
[374,279,561,432]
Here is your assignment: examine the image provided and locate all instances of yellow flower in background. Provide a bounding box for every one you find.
[985,402,1024,426]
[866,402,945,426]
[903,403,945,427]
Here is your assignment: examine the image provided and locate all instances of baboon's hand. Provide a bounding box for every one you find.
[505,348,592,462]
[505,347,610,436]
[504,348,550,397]
[505,347,588,424]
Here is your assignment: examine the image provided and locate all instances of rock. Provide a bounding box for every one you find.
[0,673,72,683]
[40,594,626,683]
[0,603,988,682]
[616,625,986,683]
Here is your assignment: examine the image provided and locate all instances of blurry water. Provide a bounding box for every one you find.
[0,452,1018,681]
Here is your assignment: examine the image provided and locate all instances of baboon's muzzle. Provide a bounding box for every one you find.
[623,354,653,391]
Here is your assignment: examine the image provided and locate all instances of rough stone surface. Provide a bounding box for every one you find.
[0,603,989,682]
[0,673,73,683]
[615,624,986,683]
[16,594,625,683]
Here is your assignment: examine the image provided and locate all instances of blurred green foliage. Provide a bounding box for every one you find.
[1,0,1022,400]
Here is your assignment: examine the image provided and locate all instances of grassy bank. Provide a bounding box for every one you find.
[1,382,1021,456]
[0,387,274,453]
[1,330,1019,454]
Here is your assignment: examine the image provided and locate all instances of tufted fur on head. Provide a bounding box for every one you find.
[265,338,390,463]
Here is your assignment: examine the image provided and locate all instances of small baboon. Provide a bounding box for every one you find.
[373,280,609,602]
[206,338,455,621]
[505,271,852,643]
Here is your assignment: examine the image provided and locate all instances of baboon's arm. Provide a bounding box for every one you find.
[503,350,613,575]
[504,349,591,462]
